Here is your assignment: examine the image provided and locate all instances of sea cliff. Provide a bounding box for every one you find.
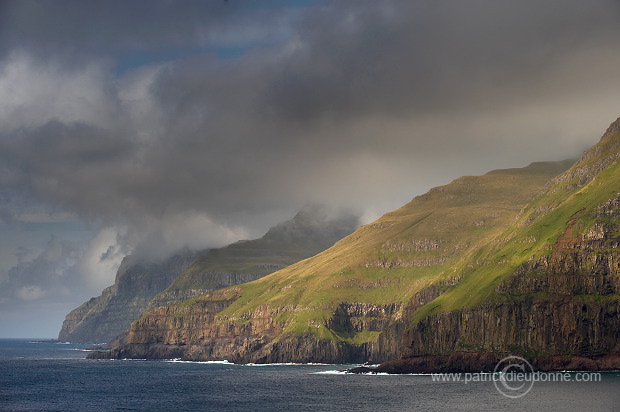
[90,118,620,370]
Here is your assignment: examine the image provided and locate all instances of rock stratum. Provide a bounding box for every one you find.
[90,117,620,371]
[60,205,359,343]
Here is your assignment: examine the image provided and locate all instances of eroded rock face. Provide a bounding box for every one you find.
[58,286,116,342]
[327,302,400,333]
[59,252,199,343]
[349,353,620,374]
[90,297,404,363]
[404,299,620,357]
[402,206,620,358]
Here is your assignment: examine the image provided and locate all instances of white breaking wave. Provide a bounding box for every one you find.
[244,362,332,367]
[313,369,415,376]
[165,358,232,364]
[313,370,349,375]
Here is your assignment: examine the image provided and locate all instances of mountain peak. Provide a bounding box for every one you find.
[263,203,359,243]
[603,116,620,138]
[554,115,620,189]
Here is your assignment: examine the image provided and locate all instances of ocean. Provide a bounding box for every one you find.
[0,339,618,411]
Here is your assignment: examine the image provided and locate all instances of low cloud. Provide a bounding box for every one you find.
[0,229,123,336]
[0,235,112,302]
[16,285,46,301]
[0,53,117,131]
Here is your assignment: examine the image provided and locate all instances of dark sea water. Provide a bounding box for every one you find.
[0,339,618,411]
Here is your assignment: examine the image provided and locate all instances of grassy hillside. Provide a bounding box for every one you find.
[181,159,573,344]
[410,119,620,322]
[168,205,359,291]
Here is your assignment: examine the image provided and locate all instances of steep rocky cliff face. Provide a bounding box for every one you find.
[59,251,200,343]
[397,117,620,360]
[92,118,619,367]
[95,292,398,363]
[61,205,359,343]
[398,207,620,358]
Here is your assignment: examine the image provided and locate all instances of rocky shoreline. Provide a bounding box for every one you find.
[86,348,620,374]
[347,352,620,374]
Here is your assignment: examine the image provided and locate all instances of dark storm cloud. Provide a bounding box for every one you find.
[266,0,620,122]
[0,122,131,214]
[0,0,274,56]
[2,0,620,258]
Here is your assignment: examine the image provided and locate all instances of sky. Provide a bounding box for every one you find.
[1,0,620,338]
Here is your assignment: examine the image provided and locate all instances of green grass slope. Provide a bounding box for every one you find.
[182,159,573,345]
[411,117,620,322]
[148,204,360,306]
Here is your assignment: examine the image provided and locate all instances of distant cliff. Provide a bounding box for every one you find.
[58,251,200,343]
[147,204,360,309]
[60,205,359,343]
[91,117,620,368]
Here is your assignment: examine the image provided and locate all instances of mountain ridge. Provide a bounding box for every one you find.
[89,160,574,362]
[59,205,359,343]
[89,116,620,369]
